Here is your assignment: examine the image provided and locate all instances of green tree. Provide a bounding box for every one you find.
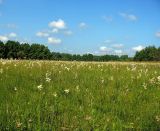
[0,41,5,58]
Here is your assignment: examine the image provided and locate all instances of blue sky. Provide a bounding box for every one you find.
[0,0,160,56]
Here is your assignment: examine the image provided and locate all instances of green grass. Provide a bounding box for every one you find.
[0,60,160,130]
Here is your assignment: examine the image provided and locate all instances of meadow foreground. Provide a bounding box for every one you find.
[0,60,160,130]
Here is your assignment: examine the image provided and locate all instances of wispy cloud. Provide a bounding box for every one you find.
[51,28,59,33]
[156,31,160,38]
[36,31,49,38]
[63,30,73,36]
[119,12,137,21]
[112,44,124,48]
[0,24,18,29]
[102,15,113,22]
[114,50,123,55]
[79,22,87,29]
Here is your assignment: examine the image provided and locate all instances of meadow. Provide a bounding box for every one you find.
[0,60,160,130]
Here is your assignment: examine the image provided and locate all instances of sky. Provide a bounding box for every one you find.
[0,0,160,56]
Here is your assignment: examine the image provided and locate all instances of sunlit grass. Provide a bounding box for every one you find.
[0,60,160,130]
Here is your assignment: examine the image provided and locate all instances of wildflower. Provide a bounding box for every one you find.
[155,116,160,122]
[16,122,22,128]
[85,115,92,121]
[37,84,43,90]
[46,77,51,82]
[157,76,160,82]
[65,67,70,71]
[28,119,32,123]
[14,87,17,91]
[149,77,156,84]
[64,89,70,94]
[76,85,80,91]
[53,92,57,97]
[101,79,104,84]
[142,83,147,90]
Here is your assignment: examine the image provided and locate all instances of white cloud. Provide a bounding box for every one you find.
[112,44,124,48]
[132,45,144,52]
[63,30,73,35]
[156,31,160,38]
[6,24,17,29]
[0,35,8,41]
[52,28,59,33]
[104,39,113,44]
[48,37,62,44]
[99,46,111,52]
[36,31,49,37]
[119,13,137,21]
[8,32,17,38]
[79,22,87,29]
[49,19,66,29]
[114,50,123,54]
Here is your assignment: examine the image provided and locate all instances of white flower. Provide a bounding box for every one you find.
[76,85,80,91]
[142,83,147,90]
[64,89,70,94]
[155,116,160,122]
[65,67,70,71]
[46,77,51,82]
[101,79,104,84]
[157,76,160,82]
[53,92,57,97]
[14,87,17,91]
[37,85,43,90]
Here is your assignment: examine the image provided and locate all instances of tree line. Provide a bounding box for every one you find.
[134,46,160,61]
[0,40,159,61]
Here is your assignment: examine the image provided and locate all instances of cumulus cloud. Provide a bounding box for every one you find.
[48,37,62,44]
[156,31,160,38]
[49,19,66,29]
[36,31,49,37]
[119,12,137,21]
[8,32,17,38]
[99,46,112,52]
[132,45,144,52]
[79,22,87,29]
[0,35,8,41]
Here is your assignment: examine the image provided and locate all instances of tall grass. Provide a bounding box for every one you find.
[0,60,160,130]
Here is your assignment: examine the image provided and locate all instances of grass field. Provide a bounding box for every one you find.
[0,60,160,130]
